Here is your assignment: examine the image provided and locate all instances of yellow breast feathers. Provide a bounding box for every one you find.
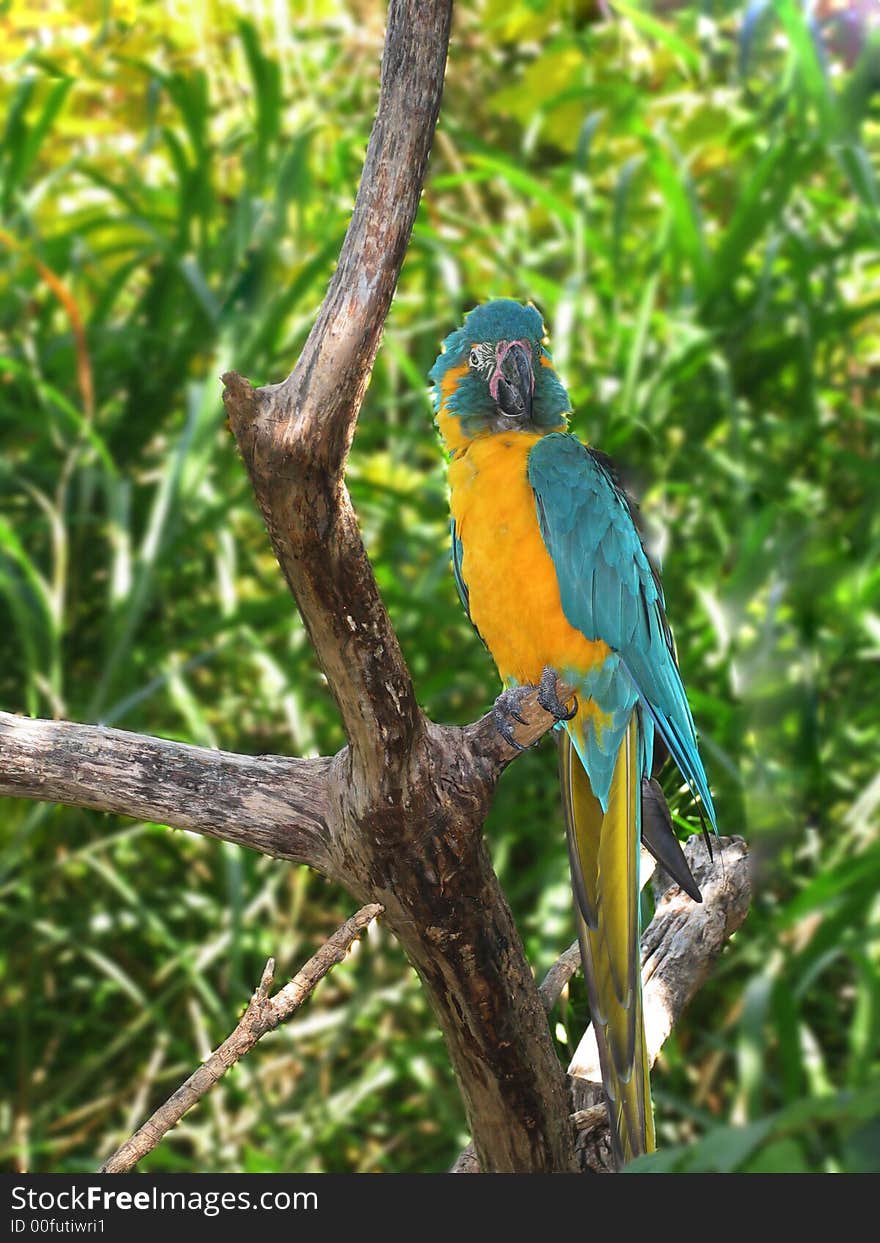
[448,433,609,685]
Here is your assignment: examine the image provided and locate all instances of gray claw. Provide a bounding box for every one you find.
[493,685,533,751]
[538,666,578,721]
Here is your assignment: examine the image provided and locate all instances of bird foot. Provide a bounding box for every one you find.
[493,671,577,751]
[492,685,533,751]
[538,666,578,721]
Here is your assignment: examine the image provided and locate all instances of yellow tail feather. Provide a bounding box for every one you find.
[559,711,655,1166]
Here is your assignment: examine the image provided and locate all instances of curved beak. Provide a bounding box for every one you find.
[492,341,534,424]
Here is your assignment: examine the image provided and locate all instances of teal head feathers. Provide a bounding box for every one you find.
[430,299,571,454]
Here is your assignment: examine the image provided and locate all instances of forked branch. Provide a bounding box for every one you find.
[223,0,454,791]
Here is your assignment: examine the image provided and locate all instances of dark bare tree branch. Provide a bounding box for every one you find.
[0,711,334,874]
[100,904,383,1173]
[223,0,454,791]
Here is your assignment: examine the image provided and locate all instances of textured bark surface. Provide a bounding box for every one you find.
[324,723,577,1173]
[222,0,456,792]
[0,710,333,872]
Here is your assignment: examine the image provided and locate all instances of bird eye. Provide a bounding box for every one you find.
[468,347,480,368]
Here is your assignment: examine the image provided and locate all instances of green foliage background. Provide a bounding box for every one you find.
[1,0,879,1173]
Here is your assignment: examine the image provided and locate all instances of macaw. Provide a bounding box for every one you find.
[430,299,716,1166]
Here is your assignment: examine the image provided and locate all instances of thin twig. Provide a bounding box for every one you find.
[539,938,581,1012]
[99,904,383,1173]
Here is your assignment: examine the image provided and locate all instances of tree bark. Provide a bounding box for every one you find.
[221,0,455,791]
[0,711,333,873]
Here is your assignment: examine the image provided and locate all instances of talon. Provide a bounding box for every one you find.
[494,715,527,751]
[538,666,578,721]
[493,684,533,752]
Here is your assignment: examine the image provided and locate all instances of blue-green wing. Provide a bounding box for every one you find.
[450,518,470,621]
[527,432,716,829]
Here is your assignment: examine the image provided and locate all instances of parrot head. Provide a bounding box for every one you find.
[430,299,571,453]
